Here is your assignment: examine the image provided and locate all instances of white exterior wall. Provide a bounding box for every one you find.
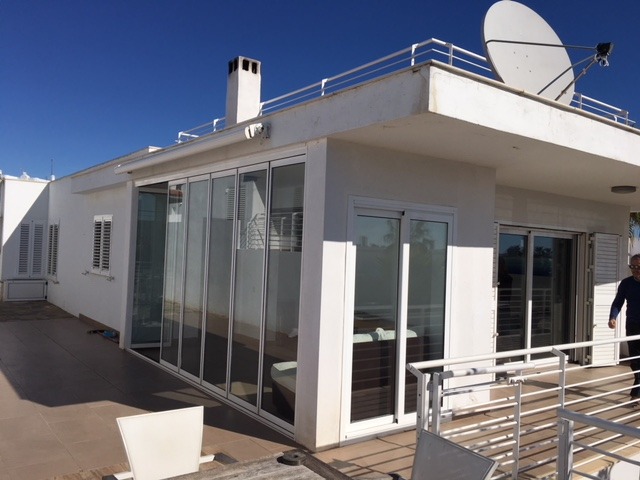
[47,173,132,333]
[496,186,628,234]
[0,178,49,280]
[299,140,496,449]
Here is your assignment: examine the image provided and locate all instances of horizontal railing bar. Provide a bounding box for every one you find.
[408,334,640,374]
[558,407,640,437]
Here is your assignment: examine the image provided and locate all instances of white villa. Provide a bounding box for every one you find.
[2,33,640,453]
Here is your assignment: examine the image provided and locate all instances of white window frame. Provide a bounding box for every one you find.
[92,215,113,276]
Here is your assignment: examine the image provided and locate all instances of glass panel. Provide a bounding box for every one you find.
[261,163,304,424]
[531,236,572,359]
[351,215,399,422]
[496,233,528,363]
[404,220,447,413]
[132,190,167,352]
[203,175,236,390]
[161,183,186,367]
[230,170,267,405]
[180,180,209,377]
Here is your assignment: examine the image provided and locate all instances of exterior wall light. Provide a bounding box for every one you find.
[611,185,637,194]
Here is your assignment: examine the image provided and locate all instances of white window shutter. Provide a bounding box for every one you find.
[47,224,59,276]
[588,233,620,366]
[18,223,30,276]
[92,215,113,275]
[17,221,45,278]
[32,223,44,276]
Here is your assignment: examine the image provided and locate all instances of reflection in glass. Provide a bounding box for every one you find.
[161,183,186,367]
[496,234,528,363]
[261,163,304,423]
[180,180,209,377]
[531,236,572,359]
[404,220,447,413]
[132,190,167,348]
[230,170,267,405]
[203,175,236,390]
[351,215,399,422]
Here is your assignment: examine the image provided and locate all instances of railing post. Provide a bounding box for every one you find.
[511,371,523,479]
[410,43,418,66]
[553,348,567,408]
[557,415,574,480]
[321,78,328,96]
[446,42,454,65]
[416,373,430,441]
[431,372,443,435]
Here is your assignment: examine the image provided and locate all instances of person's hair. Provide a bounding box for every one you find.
[631,254,640,262]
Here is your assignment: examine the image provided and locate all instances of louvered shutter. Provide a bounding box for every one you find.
[18,223,30,275]
[17,221,45,278]
[588,233,620,365]
[47,224,59,276]
[32,223,44,276]
[92,215,113,275]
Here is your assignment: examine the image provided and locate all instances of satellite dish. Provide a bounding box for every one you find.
[483,0,575,105]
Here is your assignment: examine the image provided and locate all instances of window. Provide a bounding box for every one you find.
[18,221,45,277]
[47,223,59,277]
[92,215,112,275]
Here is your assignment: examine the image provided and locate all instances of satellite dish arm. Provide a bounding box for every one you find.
[554,57,600,102]
[536,53,594,96]
[485,39,596,52]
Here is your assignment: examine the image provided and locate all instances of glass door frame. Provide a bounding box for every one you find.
[225,162,270,415]
[178,174,212,383]
[497,226,579,364]
[343,196,454,434]
[201,170,239,398]
[159,180,188,373]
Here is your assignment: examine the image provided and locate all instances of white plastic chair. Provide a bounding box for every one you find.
[113,406,215,480]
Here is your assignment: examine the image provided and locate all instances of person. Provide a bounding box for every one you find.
[609,253,640,399]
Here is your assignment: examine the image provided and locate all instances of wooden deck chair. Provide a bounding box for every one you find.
[410,429,498,480]
[112,406,215,480]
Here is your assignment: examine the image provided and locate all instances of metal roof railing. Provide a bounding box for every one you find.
[177,37,635,143]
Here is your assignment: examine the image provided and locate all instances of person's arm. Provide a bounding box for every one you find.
[609,281,626,329]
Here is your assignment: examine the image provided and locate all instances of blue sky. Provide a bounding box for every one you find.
[2,1,639,180]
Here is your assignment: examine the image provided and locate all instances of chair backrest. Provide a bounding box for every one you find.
[411,429,499,480]
[117,406,205,480]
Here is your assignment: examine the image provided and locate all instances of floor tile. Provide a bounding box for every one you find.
[47,412,114,444]
[7,457,80,480]
[65,435,128,470]
[0,432,73,469]
[0,414,51,449]
[215,438,277,462]
[0,397,38,420]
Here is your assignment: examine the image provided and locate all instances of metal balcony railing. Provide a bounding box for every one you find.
[408,334,640,479]
[177,38,635,143]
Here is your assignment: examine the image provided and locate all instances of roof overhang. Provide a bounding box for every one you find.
[323,63,640,208]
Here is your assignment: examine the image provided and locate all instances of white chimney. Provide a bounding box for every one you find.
[226,56,261,126]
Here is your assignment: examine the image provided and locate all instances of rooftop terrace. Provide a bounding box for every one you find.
[176,38,635,144]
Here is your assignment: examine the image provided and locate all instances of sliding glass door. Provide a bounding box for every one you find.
[202,174,236,392]
[349,202,451,427]
[180,177,209,379]
[131,188,167,350]
[160,183,186,368]
[496,229,576,362]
